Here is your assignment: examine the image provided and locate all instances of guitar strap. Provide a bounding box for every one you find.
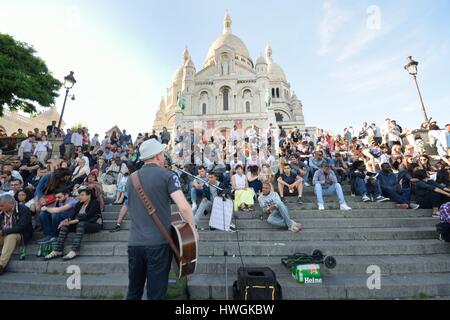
[131,172,184,263]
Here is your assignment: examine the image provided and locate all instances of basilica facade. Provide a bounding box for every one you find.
[152,12,307,136]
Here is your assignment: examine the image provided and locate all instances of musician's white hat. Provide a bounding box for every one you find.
[139,138,167,161]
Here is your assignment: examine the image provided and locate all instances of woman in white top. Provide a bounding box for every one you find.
[34,135,52,165]
[231,165,255,212]
[72,158,90,185]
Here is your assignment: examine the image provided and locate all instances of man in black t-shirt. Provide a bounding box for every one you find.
[148,130,158,141]
[277,163,304,203]
[291,127,300,143]
[19,155,43,185]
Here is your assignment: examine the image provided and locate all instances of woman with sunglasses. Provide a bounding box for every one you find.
[417,154,436,172]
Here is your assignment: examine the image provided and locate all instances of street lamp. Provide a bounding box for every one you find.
[57,71,77,130]
[404,56,429,125]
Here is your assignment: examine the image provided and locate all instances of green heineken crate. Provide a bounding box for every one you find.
[291,264,322,284]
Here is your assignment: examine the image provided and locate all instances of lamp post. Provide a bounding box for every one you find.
[404,56,429,125]
[57,71,76,131]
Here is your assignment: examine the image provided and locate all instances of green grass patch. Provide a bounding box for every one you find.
[89,294,108,300]
[111,293,124,300]
[45,270,62,275]
[413,292,429,299]
[166,272,188,300]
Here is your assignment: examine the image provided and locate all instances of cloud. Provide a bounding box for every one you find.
[317,0,350,56]
[330,56,405,94]
[337,25,393,62]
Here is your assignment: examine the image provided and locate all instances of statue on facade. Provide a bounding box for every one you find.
[221,59,229,75]
[265,88,272,108]
[177,91,186,111]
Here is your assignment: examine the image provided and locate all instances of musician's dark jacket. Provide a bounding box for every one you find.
[201,181,225,201]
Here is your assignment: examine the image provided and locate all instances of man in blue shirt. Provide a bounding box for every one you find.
[37,190,79,244]
[61,129,73,159]
[103,146,114,162]
[119,130,132,146]
[377,163,418,209]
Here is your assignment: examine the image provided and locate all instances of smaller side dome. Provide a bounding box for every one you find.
[171,67,184,84]
[256,56,267,65]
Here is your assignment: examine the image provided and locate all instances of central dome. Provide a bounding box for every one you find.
[203,12,252,68]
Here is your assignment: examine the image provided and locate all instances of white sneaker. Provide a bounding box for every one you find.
[376,196,390,203]
[409,203,420,210]
[340,203,352,211]
[318,204,325,211]
[191,203,197,212]
[362,195,370,202]
[304,182,310,187]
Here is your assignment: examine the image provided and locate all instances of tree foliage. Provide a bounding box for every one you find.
[0,33,62,116]
[70,122,86,132]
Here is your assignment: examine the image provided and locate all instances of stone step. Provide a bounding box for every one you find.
[196,228,437,241]
[16,239,450,257]
[100,209,432,221]
[7,256,129,274]
[187,272,450,300]
[192,254,450,276]
[281,201,398,209]
[0,272,128,299]
[0,293,80,300]
[32,230,130,242]
[4,268,450,300]
[201,218,439,230]
[101,200,399,212]
[8,253,450,277]
[15,242,125,257]
[101,216,438,230]
[197,239,450,256]
[234,209,432,219]
[31,227,438,243]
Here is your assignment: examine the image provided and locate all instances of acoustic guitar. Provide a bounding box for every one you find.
[171,212,198,278]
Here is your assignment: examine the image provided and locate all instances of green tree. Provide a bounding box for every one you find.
[70,122,86,132]
[0,33,62,116]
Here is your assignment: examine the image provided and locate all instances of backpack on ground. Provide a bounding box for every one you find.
[232,267,282,300]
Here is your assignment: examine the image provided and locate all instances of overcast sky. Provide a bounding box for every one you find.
[1,0,449,138]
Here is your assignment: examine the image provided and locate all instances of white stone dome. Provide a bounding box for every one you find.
[171,67,184,84]
[267,62,286,81]
[256,56,267,65]
[203,12,252,67]
[205,33,251,63]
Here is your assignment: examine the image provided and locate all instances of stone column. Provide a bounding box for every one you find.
[48,138,64,162]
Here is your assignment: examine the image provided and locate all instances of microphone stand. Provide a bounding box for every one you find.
[173,166,231,300]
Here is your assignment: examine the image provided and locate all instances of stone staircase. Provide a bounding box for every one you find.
[1,185,450,300]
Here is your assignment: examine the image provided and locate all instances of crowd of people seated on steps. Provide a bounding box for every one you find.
[0,125,155,274]
[0,120,449,275]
